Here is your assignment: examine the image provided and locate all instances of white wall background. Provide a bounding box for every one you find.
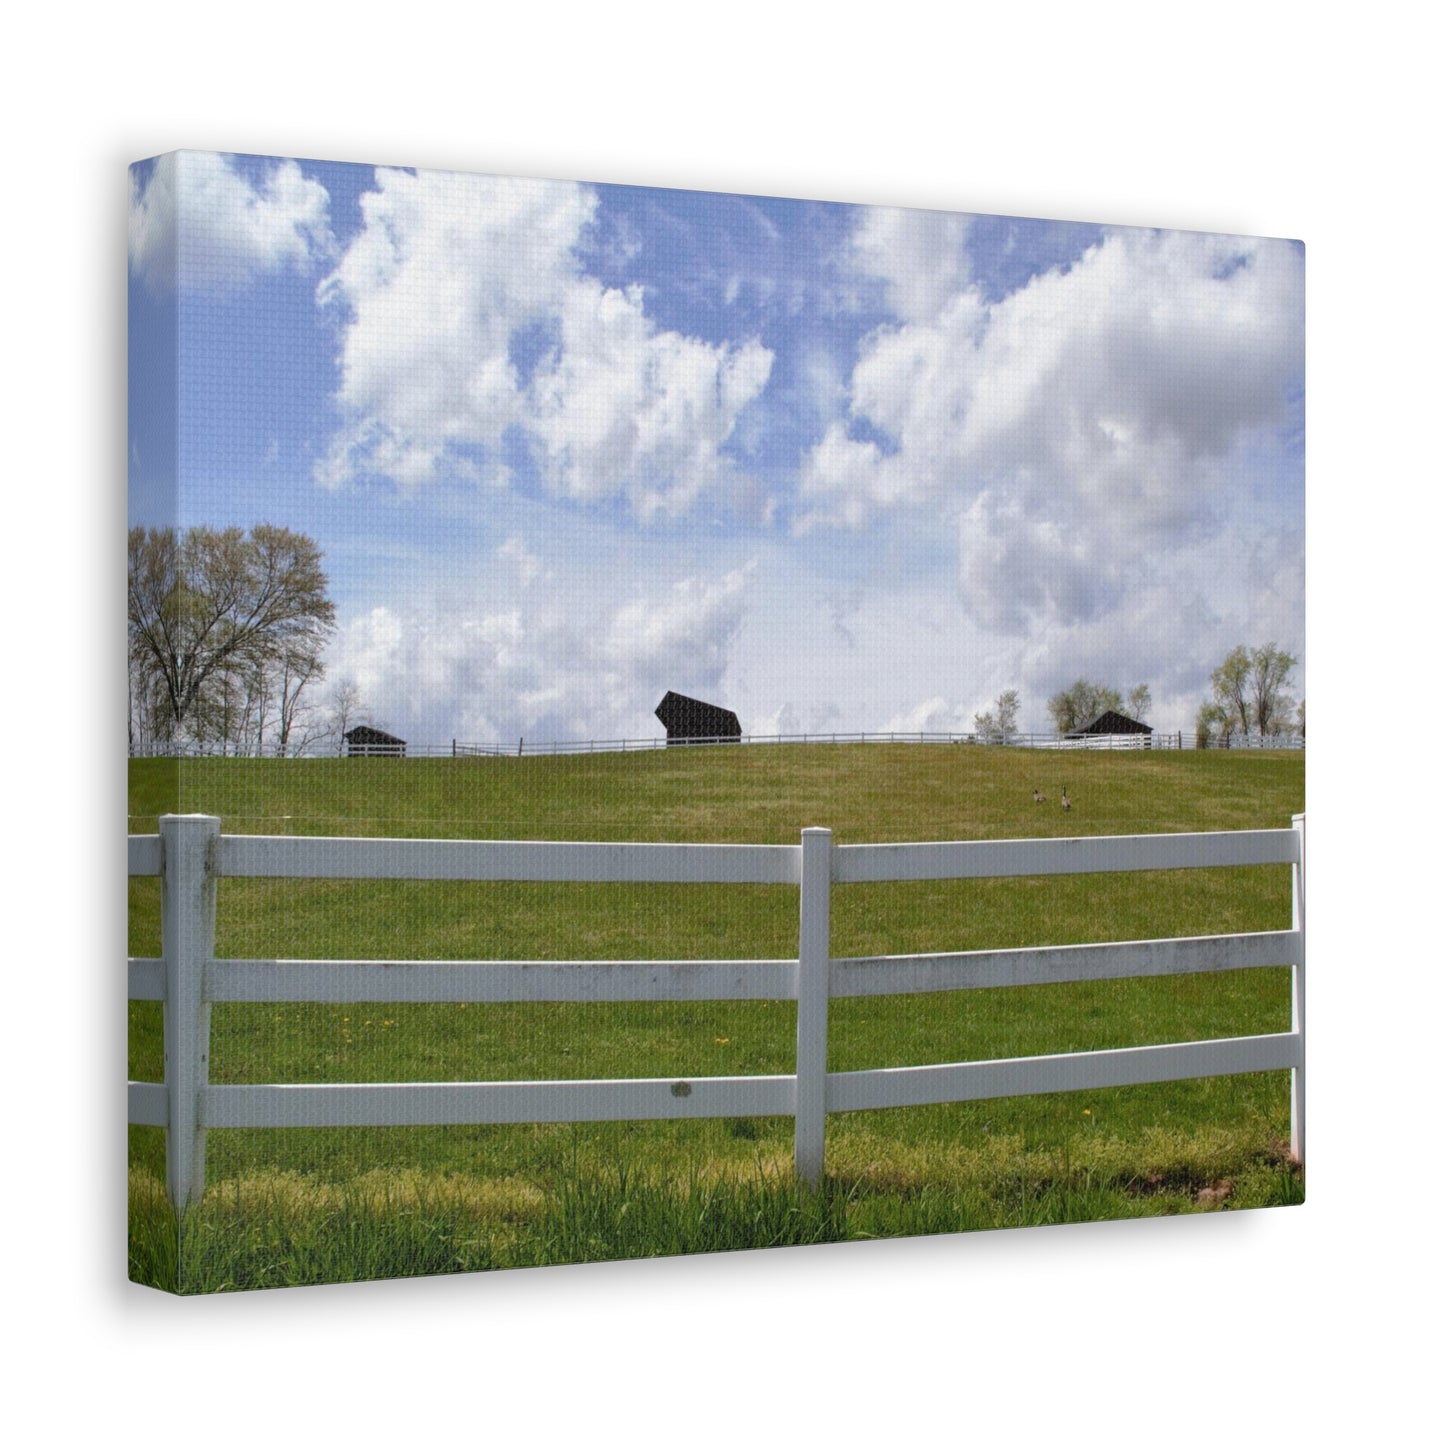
[4,3,1436,1439]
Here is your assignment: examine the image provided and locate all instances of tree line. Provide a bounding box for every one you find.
[972,680,1151,742]
[128,524,343,756]
[973,645,1300,745]
[1047,680,1153,736]
[1196,644,1301,746]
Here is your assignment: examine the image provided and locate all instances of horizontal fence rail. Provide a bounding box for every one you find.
[128,834,161,876]
[128,813,1305,1208]
[201,1076,800,1129]
[827,1034,1303,1113]
[832,828,1299,883]
[830,930,1302,997]
[216,835,800,884]
[204,958,801,1004]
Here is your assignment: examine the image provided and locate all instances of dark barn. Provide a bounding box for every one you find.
[1068,710,1153,738]
[344,725,407,757]
[654,691,743,745]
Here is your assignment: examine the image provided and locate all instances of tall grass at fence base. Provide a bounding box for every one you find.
[129,1125,1302,1293]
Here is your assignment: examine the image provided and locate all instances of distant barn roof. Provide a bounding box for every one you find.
[343,725,407,757]
[344,725,406,745]
[654,691,742,743]
[1069,710,1153,736]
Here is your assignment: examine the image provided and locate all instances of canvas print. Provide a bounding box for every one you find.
[127,151,1305,1293]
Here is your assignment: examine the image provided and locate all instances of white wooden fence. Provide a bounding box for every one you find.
[128,814,1305,1210]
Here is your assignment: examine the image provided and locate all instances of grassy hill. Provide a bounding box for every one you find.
[128,744,1305,1289]
[129,740,1302,841]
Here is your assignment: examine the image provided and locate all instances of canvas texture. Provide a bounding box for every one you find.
[127,151,1306,1293]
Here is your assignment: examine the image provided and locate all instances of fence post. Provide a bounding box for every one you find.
[160,814,219,1212]
[1291,812,1306,1168]
[795,827,832,1186]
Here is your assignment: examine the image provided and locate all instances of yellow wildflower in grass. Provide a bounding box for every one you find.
[716,1036,730,1045]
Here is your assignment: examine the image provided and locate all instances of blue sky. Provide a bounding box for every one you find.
[129,151,1304,745]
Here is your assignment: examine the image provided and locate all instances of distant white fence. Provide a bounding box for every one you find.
[128,729,1305,759]
[128,815,1305,1209]
[451,729,1303,755]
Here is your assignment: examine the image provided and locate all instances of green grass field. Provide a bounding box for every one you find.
[128,744,1304,1291]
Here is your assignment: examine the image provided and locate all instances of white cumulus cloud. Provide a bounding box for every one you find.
[496,536,544,587]
[314,168,773,516]
[129,151,335,296]
[880,697,970,734]
[603,565,753,705]
[747,702,801,737]
[801,224,1305,642]
[851,204,972,323]
[326,560,755,747]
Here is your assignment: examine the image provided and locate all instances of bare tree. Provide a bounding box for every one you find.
[1127,683,1152,723]
[326,677,370,755]
[275,647,327,756]
[128,639,168,753]
[128,524,335,751]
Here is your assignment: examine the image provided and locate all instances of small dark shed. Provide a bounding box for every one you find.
[344,725,407,757]
[1069,710,1153,737]
[654,691,743,745]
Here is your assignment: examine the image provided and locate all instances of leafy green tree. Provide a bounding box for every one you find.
[1195,701,1227,747]
[974,688,1021,744]
[1048,679,1123,736]
[996,688,1020,743]
[1210,646,1253,740]
[1127,683,1152,723]
[1209,642,1299,742]
[1249,643,1298,739]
